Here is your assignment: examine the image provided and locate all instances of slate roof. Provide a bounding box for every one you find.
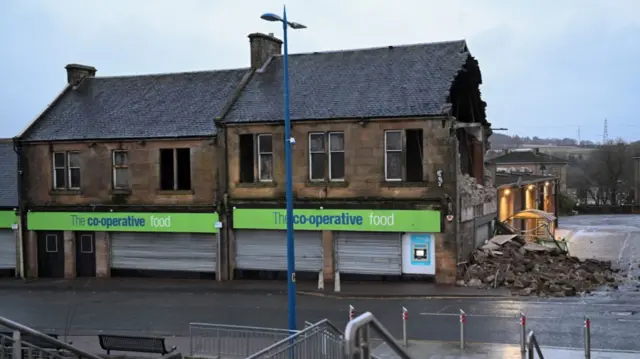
[224,40,472,122]
[495,172,554,188]
[0,141,18,207]
[487,151,569,165]
[21,69,249,141]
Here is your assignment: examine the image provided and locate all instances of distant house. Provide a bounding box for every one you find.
[487,149,569,192]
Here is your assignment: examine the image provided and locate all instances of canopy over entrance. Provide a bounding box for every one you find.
[509,209,556,223]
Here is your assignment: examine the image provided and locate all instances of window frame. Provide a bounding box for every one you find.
[257,134,273,182]
[328,132,345,182]
[112,150,129,189]
[52,151,81,190]
[67,151,81,189]
[384,130,403,181]
[159,148,192,191]
[80,234,94,254]
[52,152,67,189]
[45,234,58,253]
[308,132,326,182]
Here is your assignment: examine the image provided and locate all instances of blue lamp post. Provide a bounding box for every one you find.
[260,7,306,333]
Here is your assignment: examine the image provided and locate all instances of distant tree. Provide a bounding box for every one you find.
[585,139,633,205]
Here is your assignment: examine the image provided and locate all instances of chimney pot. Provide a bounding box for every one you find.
[65,64,97,85]
[248,33,283,70]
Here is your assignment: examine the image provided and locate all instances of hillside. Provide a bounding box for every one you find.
[489,133,597,149]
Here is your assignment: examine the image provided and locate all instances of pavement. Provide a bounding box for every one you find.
[561,214,640,299]
[62,336,638,359]
[0,277,511,298]
[396,341,639,359]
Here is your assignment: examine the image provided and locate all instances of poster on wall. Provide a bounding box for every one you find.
[401,233,436,275]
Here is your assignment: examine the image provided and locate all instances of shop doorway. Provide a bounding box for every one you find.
[37,231,64,278]
[75,232,96,277]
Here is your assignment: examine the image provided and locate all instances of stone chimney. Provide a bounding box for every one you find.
[65,64,97,85]
[248,33,283,70]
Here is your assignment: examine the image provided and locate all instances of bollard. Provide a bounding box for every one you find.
[459,309,466,350]
[584,316,591,359]
[402,307,408,347]
[520,312,526,356]
[349,305,355,321]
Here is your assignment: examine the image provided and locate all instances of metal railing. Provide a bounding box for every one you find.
[0,316,101,359]
[344,312,411,359]
[189,322,294,359]
[245,319,344,359]
[419,309,597,356]
[526,331,544,359]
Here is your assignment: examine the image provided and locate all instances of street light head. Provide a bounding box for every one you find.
[260,13,282,22]
[288,22,307,30]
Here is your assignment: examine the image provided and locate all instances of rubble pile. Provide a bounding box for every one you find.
[458,236,620,297]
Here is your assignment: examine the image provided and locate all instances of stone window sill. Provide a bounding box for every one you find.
[237,181,277,188]
[381,181,428,188]
[110,188,132,195]
[156,190,194,195]
[49,189,81,196]
[305,180,349,188]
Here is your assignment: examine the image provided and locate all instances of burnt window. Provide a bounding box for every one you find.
[52,151,81,189]
[308,132,345,181]
[384,129,424,182]
[159,148,191,191]
[112,150,129,189]
[238,134,273,183]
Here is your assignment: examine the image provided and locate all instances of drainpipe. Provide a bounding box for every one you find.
[221,122,231,281]
[12,137,26,279]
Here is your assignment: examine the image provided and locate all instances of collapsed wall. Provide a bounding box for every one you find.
[457,172,497,262]
[458,235,621,296]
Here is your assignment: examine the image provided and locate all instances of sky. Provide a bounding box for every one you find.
[0,0,638,143]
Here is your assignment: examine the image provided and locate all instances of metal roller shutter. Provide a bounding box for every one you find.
[111,232,216,272]
[0,230,16,269]
[336,232,402,275]
[235,230,323,272]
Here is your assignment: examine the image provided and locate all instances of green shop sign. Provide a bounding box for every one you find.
[0,211,17,229]
[27,212,219,233]
[233,209,441,232]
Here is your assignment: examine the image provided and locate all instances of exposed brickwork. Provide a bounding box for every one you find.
[63,231,75,279]
[471,139,484,186]
[458,220,475,263]
[22,138,217,207]
[26,231,37,278]
[95,231,110,278]
[322,231,334,282]
[434,226,457,284]
[226,117,456,201]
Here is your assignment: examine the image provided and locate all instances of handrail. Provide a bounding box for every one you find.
[526,331,545,359]
[0,315,103,359]
[189,322,294,333]
[344,312,411,359]
[244,319,342,359]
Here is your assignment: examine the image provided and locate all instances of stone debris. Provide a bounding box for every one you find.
[458,237,621,297]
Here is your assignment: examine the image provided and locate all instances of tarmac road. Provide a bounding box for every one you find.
[0,288,639,352]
